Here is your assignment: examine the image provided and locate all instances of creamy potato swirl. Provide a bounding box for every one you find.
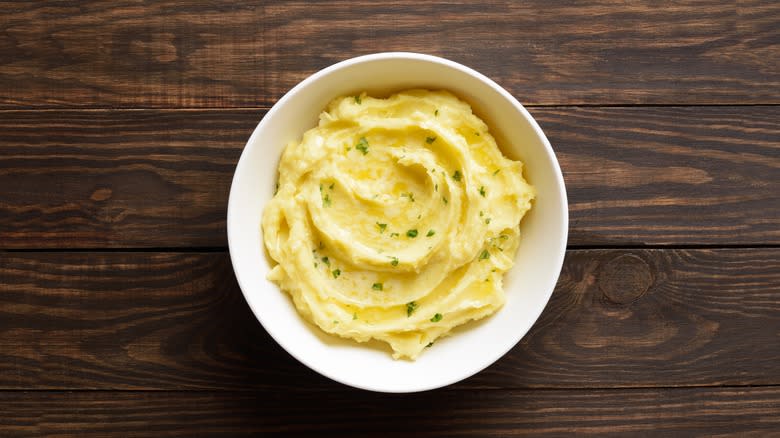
[262,90,534,359]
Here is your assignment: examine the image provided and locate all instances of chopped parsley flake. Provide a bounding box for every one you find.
[319,241,325,250]
[479,250,490,261]
[475,132,481,136]
[442,196,448,204]
[479,186,486,197]
[372,282,383,291]
[493,169,501,175]
[321,256,330,266]
[434,109,439,116]
[354,95,362,104]
[353,312,358,320]
[329,182,335,190]
[426,229,435,237]
[406,229,418,238]
[485,218,491,225]
[390,257,399,267]
[377,222,387,233]
[322,194,332,207]
[425,136,436,144]
[274,182,279,195]
[401,192,415,202]
[434,183,438,192]
[430,313,443,322]
[452,170,462,182]
[331,269,340,279]
[390,232,400,238]
[499,234,509,240]
[479,210,484,217]
[355,137,369,155]
[426,341,434,348]
[406,301,418,316]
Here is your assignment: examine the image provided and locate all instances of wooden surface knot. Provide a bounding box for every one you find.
[597,254,653,305]
[90,188,113,202]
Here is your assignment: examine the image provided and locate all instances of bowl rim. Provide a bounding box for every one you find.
[227,52,569,392]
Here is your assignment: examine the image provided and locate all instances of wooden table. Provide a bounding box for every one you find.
[1,1,778,435]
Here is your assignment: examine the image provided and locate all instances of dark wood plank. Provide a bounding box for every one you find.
[1,0,778,108]
[0,249,776,390]
[0,107,776,248]
[264,0,780,107]
[0,1,266,108]
[537,106,780,246]
[0,387,778,436]
[0,110,252,248]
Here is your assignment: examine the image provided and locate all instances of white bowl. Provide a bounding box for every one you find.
[227,52,568,393]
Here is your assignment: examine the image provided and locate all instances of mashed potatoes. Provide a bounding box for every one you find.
[262,89,534,359]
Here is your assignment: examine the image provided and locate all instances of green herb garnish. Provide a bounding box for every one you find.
[485,218,491,225]
[430,313,443,322]
[426,229,435,237]
[434,109,439,116]
[390,232,400,238]
[406,301,418,316]
[355,137,369,155]
[354,95,362,104]
[479,250,490,261]
[401,192,415,202]
[406,229,418,238]
[274,182,279,195]
[479,186,486,197]
[332,269,341,279]
[442,196,448,205]
[372,282,383,291]
[353,312,358,320]
[329,182,335,190]
[426,341,434,348]
[377,222,387,233]
[321,256,330,266]
[425,136,436,144]
[493,169,501,175]
[390,257,399,267]
[452,170,462,182]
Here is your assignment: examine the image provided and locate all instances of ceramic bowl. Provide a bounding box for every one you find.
[227,52,568,393]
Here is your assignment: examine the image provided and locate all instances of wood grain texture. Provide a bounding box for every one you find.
[1,0,778,108]
[0,107,776,248]
[0,387,778,436]
[0,249,776,391]
[537,106,780,246]
[0,110,252,248]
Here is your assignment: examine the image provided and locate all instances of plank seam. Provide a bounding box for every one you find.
[0,103,778,112]
[0,383,777,393]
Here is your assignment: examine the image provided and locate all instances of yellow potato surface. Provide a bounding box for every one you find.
[262,89,534,359]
